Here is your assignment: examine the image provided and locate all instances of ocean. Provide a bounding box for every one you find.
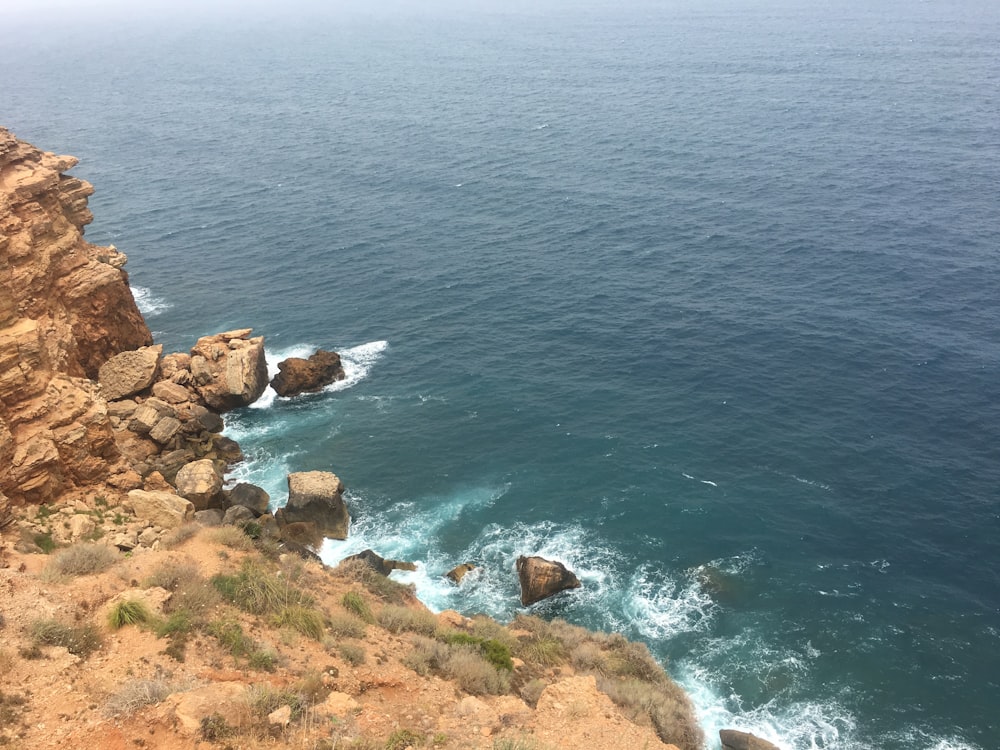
[3,0,999,747]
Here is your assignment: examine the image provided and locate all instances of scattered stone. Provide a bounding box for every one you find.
[174,459,223,509]
[149,416,182,444]
[270,349,346,397]
[343,548,417,576]
[315,691,359,718]
[126,489,195,529]
[68,514,96,541]
[138,526,160,547]
[446,562,478,584]
[719,730,782,750]
[275,471,349,540]
[516,555,581,606]
[143,471,173,492]
[167,682,248,734]
[98,345,162,401]
[151,380,191,404]
[228,482,270,515]
[268,704,292,729]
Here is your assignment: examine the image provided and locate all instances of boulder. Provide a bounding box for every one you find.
[228,482,270,515]
[222,505,257,527]
[194,509,224,527]
[189,330,268,412]
[343,548,417,576]
[98,345,162,401]
[148,416,182,444]
[279,521,323,549]
[275,471,349,540]
[167,682,248,734]
[174,459,223,509]
[446,562,479,584]
[516,555,581,606]
[270,349,346,397]
[719,730,782,750]
[151,380,191,404]
[126,489,194,529]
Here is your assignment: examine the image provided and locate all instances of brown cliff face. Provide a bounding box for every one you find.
[0,127,152,504]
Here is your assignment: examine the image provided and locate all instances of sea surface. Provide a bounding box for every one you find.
[4,1,999,747]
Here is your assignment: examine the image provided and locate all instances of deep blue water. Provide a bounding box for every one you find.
[4,1,1000,747]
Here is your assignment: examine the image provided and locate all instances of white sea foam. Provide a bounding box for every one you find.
[131,285,171,316]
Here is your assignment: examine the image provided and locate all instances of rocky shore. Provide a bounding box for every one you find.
[0,128,777,750]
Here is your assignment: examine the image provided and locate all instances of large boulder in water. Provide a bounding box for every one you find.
[719,730,781,750]
[270,349,346,397]
[516,555,581,606]
[275,470,349,540]
[188,329,268,412]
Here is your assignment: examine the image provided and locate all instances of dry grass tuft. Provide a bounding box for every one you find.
[333,558,415,603]
[596,676,704,750]
[377,605,438,635]
[107,599,152,629]
[29,619,103,658]
[208,525,256,551]
[161,522,201,548]
[326,611,368,639]
[405,637,510,696]
[103,678,173,717]
[271,605,326,640]
[41,543,117,580]
[341,591,375,624]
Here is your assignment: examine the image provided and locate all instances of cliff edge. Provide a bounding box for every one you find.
[0,127,151,504]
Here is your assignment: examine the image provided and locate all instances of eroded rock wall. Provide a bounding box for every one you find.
[0,127,152,503]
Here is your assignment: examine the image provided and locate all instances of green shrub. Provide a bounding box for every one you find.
[385,729,424,750]
[200,713,235,741]
[107,599,152,629]
[212,559,309,615]
[247,683,304,720]
[207,618,276,671]
[33,532,56,554]
[30,619,102,657]
[341,592,375,624]
[327,611,368,639]
[404,637,509,695]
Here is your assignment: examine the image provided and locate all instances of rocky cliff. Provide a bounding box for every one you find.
[0,127,152,504]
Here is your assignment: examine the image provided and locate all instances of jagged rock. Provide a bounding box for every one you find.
[174,459,223,510]
[189,330,268,411]
[138,526,160,547]
[270,349,346,397]
[210,435,243,464]
[98,345,162,401]
[516,555,581,606]
[194,509,224,527]
[222,505,256,527]
[128,403,161,434]
[149,416,182,444]
[166,682,248,734]
[142,471,173,492]
[111,529,139,550]
[279,521,323,549]
[189,404,224,433]
[107,399,138,419]
[275,471,349,540]
[256,513,280,539]
[344,548,417,576]
[446,562,479,584]
[719,730,781,750]
[228,482,270,515]
[126,489,194,528]
[151,380,191,404]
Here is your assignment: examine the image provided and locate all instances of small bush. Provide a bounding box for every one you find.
[33,531,57,554]
[208,618,276,671]
[385,729,424,750]
[201,713,236,741]
[42,543,117,579]
[247,683,304,720]
[470,616,518,650]
[327,612,367,639]
[162,523,200,548]
[107,599,152,629]
[103,678,172,717]
[334,558,414,603]
[377,605,437,635]
[208,525,257,551]
[212,559,309,615]
[339,643,366,666]
[405,637,509,695]
[30,619,102,657]
[341,592,375,624]
[272,605,326,640]
[492,739,538,750]
[517,636,566,667]
[596,676,704,750]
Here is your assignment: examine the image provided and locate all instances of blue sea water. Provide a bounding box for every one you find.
[4,1,999,747]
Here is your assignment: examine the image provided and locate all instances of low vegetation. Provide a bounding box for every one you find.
[41,543,117,580]
[29,619,102,658]
[341,591,375,624]
[107,599,152,629]
[103,678,172,718]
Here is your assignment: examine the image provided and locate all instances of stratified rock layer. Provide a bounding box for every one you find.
[0,127,152,503]
[276,470,350,540]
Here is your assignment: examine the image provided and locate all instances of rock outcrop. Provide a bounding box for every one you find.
[189,329,268,411]
[0,127,152,503]
[516,555,581,606]
[343,548,417,576]
[275,470,350,540]
[719,730,782,750]
[446,562,478,584]
[270,349,346,397]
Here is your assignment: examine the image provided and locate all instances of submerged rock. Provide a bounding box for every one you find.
[270,349,346,397]
[446,562,478,584]
[719,729,781,750]
[516,555,581,606]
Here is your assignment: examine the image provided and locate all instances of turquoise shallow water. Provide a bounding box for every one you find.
[4,1,1000,747]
